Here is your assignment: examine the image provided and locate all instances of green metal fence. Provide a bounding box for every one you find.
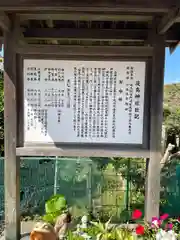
[0,156,180,223]
[0,157,180,222]
[0,157,147,223]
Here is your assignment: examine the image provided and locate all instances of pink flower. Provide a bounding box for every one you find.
[168,223,173,230]
[136,225,145,235]
[132,210,142,220]
[152,217,159,222]
[151,217,161,228]
[160,214,169,220]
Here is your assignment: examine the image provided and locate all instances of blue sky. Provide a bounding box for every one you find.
[0,45,179,84]
[165,47,180,84]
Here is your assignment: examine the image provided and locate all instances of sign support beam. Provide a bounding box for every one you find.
[4,16,20,240]
[145,28,165,221]
[0,11,10,32]
[158,7,180,34]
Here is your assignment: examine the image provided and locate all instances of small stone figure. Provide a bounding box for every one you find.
[73,215,92,240]
[80,215,88,229]
[30,221,57,240]
[54,211,72,239]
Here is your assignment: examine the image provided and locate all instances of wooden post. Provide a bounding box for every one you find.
[145,29,165,221]
[4,16,20,240]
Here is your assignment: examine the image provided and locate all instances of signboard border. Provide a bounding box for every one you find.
[16,54,152,156]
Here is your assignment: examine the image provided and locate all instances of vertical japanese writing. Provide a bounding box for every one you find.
[73,67,77,131]
[44,68,64,82]
[24,60,145,144]
[72,67,118,139]
[134,80,141,120]
[112,71,117,138]
[128,84,133,135]
[128,66,134,135]
[27,67,40,82]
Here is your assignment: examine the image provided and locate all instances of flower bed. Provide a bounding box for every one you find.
[69,210,180,240]
[40,195,180,240]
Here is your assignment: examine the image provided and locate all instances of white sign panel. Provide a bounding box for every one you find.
[23,59,146,144]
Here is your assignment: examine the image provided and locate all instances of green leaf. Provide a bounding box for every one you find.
[91,221,105,233]
[105,217,112,231]
[42,211,61,224]
[42,213,55,224]
[45,194,67,214]
[97,233,102,240]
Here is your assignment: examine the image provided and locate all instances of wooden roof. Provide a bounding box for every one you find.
[0,0,179,50]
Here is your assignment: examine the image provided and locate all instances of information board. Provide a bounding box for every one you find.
[23,59,146,144]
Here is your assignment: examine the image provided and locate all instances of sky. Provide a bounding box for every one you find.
[0,45,179,84]
[164,47,180,84]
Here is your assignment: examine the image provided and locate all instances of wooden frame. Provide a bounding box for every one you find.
[15,49,152,158]
[0,0,176,12]
[16,45,154,57]
[4,18,20,240]
[2,1,169,238]
[158,7,180,34]
[21,27,180,43]
[145,30,165,222]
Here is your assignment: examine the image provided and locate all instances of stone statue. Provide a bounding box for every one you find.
[80,215,88,229]
[30,221,57,240]
[73,215,92,239]
[54,211,71,239]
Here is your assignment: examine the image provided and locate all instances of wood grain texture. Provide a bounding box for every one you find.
[4,16,20,240]
[16,146,150,158]
[145,25,165,221]
[0,0,174,12]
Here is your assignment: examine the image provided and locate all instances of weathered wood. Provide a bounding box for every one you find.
[23,28,148,41]
[169,41,180,54]
[14,16,26,46]
[0,12,10,32]
[145,26,165,221]
[16,45,153,56]
[18,12,153,21]
[158,7,180,34]
[46,19,58,45]
[16,147,150,158]
[21,27,180,43]
[0,0,174,12]
[4,16,20,240]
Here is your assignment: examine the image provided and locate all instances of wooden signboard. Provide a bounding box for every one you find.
[23,59,146,145]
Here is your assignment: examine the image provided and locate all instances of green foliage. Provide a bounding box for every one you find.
[42,213,59,225]
[45,194,67,213]
[91,218,115,240]
[0,71,3,155]
[89,218,134,240]
[42,194,67,225]
[83,225,100,237]
[67,230,84,240]
[164,84,180,107]
[163,83,180,137]
[164,107,180,135]
[115,228,134,240]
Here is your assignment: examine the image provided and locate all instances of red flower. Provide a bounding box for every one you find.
[177,217,180,222]
[132,210,142,220]
[165,223,173,230]
[136,225,145,235]
[160,214,169,220]
[168,223,173,229]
